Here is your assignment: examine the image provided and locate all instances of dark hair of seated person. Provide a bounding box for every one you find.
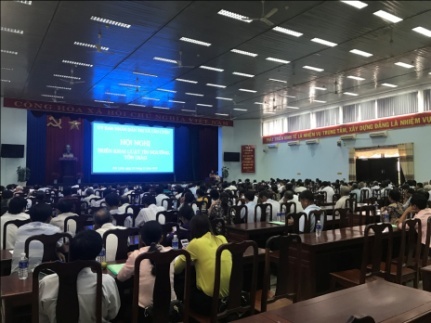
[299,190,315,203]
[34,191,46,204]
[29,203,53,223]
[7,197,27,214]
[179,205,195,223]
[183,192,195,205]
[62,186,73,197]
[388,190,402,203]
[70,230,102,261]
[120,196,129,205]
[105,192,120,208]
[142,195,156,207]
[93,207,113,229]
[411,192,429,208]
[140,221,163,276]
[190,214,213,240]
[244,191,255,202]
[209,189,219,200]
[57,199,73,214]
[2,190,13,200]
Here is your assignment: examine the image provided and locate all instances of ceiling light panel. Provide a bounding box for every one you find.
[180,37,211,47]
[200,65,224,72]
[268,78,287,84]
[233,71,254,77]
[41,94,64,99]
[215,113,229,116]
[206,83,226,88]
[303,65,324,72]
[74,41,109,51]
[47,85,72,90]
[373,10,403,23]
[62,59,93,67]
[286,106,300,110]
[1,79,12,83]
[133,71,158,77]
[381,83,398,88]
[1,49,18,55]
[1,27,24,34]
[239,88,257,93]
[176,78,198,84]
[168,100,186,104]
[119,83,140,88]
[182,109,196,112]
[286,95,296,98]
[233,108,247,112]
[153,56,177,64]
[272,26,303,37]
[152,106,169,110]
[94,100,114,104]
[216,97,233,101]
[128,103,146,107]
[394,62,414,68]
[105,92,126,97]
[412,27,431,37]
[142,97,160,101]
[53,74,80,80]
[344,92,359,96]
[266,57,290,64]
[254,102,264,105]
[311,38,338,47]
[217,9,251,23]
[186,92,204,97]
[341,1,368,9]
[13,1,32,5]
[197,103,213,107]
[157,88,176,93]
[231,49,258,57]
[349,49,373,57]
[1,67,14,71]
[90,16,131,28]
[347,75,365,81]
[314,100,326,103]
[314,86,326,90]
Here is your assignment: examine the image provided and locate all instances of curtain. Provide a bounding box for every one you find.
[424,89,431,111]
[262,118,287,136]
[26,111,47,185]
[343,104,359,123]
[377,92,418,118]
[398,143,414,181]
[315,107,339,128]
[349,148,356,181]
[360,100,376,121]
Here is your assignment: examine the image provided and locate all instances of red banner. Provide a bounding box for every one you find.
[263,112,431,144]
[3,97,233,127]
[241,145,255,173]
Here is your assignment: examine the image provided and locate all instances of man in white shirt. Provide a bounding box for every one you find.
[294,181,307,194]
[50,199,78,234]
[334,185,351,210]
[258,190,280,221]
[135,196,165,227]
[117,196,134,215]
[279,190,303,214]
[12,204,66,273]
[242,191,257,223]
[39,230,120,323]
[319,181,335,203]
[0,197,30,249]
[82,189,98,204]
[299,190,321,233]
[155,187,169,208]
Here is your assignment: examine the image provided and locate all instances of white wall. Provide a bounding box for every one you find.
[221,119,431,183]
[1,99,28,186]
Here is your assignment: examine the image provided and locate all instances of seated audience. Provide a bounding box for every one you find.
[117,195,133,215]
[207,189,221,216]
[350,183,361,202]
[39,230,121,322]
[334,185,351,210]
[318,181,335,203]
[174,215,232,315]
[50,199,78,234]
[105,192,121,217]
[381,189,404,224]
[280,190,303,214]
[135,196,165,227]
[178,192,198,215]
[242,191,257,223]
[1,190,14,214]
[299,190,321,233]
[82,189,98,204]
[12,203,66,273]
[258,190,280,220]
[155,186,169,208]
[1,197,30,249]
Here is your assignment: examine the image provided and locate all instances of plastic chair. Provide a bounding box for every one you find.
[25,232,72,262]
[2,218,31,249]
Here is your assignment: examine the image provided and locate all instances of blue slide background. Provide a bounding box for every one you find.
[92,122,174,173]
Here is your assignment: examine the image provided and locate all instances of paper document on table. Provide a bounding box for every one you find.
[107,263,124,275]
[268,221,285,225]
[9,250,14,255]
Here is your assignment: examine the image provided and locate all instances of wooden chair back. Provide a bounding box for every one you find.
[423,216,431,267]
[25,232,72,262]
[161,198,174,210]
[262,234,301,312]
[159,222,179,247]
[360,223,393,284]
[210,218,227,236]
[345,197,357,213]
[347,315,376,323]
[156,210,178,224]
[67,198,82,216]
[80,201,89,216]
[360,190,369,203]
[132,249,191,323]
[103,227,139,260]
[2,218,31,249]
[308,210,327,232]
[287,212,308,234]
[125,205,143,227]
[112,213,128,227]
[32,260,102,323]
[313,192,325,206]
[332,194,341,203]
[64,215,84,235]
[196,200,209,214]
[254,203,272,222]
[280,202,296,215]
[228,205,247,224]
[333,208,353,229]
[356,205,379,225]
[372,189,381,199]
[129,192,141,204]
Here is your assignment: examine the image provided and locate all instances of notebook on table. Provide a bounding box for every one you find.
[107,263,124,275]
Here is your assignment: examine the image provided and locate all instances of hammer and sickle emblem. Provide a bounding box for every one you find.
[47,116,62,129]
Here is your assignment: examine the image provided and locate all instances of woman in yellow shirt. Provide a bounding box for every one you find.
[174,214,232,315]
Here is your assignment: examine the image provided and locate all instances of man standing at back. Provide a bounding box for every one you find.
[299,190,321,233]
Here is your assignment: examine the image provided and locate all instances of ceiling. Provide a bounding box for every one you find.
[1,0,431,121]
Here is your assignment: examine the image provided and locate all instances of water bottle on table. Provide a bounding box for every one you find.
[172,235,179,250]
[18,252,29,280]
[97,247,106,264]
[315,220,322,237]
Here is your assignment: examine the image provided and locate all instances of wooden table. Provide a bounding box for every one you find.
[233,279,431,322]
[1,249,13,276]
[226,222,287,247]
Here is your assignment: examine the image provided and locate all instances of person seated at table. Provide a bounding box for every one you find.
[117,195,133,215]
[82,188,98,204]
[50,199,78,234]
[381,189,404,224]
[12,203,67,273]
[402,188,415,210]
[117,221,176,320]
[279,190,303,215]
[258,190,280,221]
[208,189,221,217]
[178,191,198,215]
[135,195,165,227]
[155,186,169,208]
[299,190,321,233]
[0,196,30,249]
[105,192,121,217]
[318,181,335,203]
[242,191,257,223]
[166,205,194,248]
[39,230,121,323]
[174,214,232,315]
[334,185,351,210]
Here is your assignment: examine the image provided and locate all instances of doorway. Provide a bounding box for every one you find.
[356,157,399,185]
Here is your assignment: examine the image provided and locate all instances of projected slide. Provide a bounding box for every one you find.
[92,122,174,173]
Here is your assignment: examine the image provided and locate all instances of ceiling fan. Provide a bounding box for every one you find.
[242,0,278,26]
[50,90,66,103]
[59,68,85,86]
[171,51,195,69]
[87,30,115,55]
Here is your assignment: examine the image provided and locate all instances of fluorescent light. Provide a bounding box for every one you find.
[180,37,211,47]
[349,49,373,57]
[186,92,204,97]
[169,100,186,104]
[1,67,13,71]
[373,10,403,23]
[157,88,177,93]
[266,57,290,64]
[381,83,398,88]
[311,38,338,47]
[119,83,140,88]
[394,62,414,69]
[153,56,177,64]
[347,75,365,81]
[303,65,324,72]
[74,41,109,51]
[41,94,64,99]
[341,1,368,9]
[128,103,146,107]
[216,97,233,101]
[13,1,32,5]
[269,78,287,84]
[234,108,248,112]
[286,95,296,98]
[344,92,359,96]
[94,100,114,104]
[412,27,431,37]
[176,78,198,84]
[233,71,254,77]
[142,97,160,101]
[90,16,131,28]
[217,9,251,23]
[152,106,169,110]
[200,65,224,72]
[1,27,24,35]
[182,109,196,112]
[1,49,18,55]
[314,86,326,91]
[206,83,226,88]
[47,85,72,90]
[53,74,80,80]
[264,111,276,114]
[215,113,229,116]
[133,71,158,77]
[286,106,300,110]
[272,26,303,37]
[62,59,93,67]
[314,100,327,103]
[239,88,257,93]
[231,49,258,57]
[254,102,264,105]
[197,103,213,107]
[1,79,11,83]
[105,92,126,97]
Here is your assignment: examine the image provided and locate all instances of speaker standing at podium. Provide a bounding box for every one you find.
[63,144,74,158]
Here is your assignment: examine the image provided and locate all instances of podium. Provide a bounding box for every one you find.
[59,157,77,185]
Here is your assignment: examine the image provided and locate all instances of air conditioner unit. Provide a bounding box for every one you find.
[287,140,300,146]
[369,130,388,138]
[340,134,356,140]
[267,143,278,149]
[305,139,319,145]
